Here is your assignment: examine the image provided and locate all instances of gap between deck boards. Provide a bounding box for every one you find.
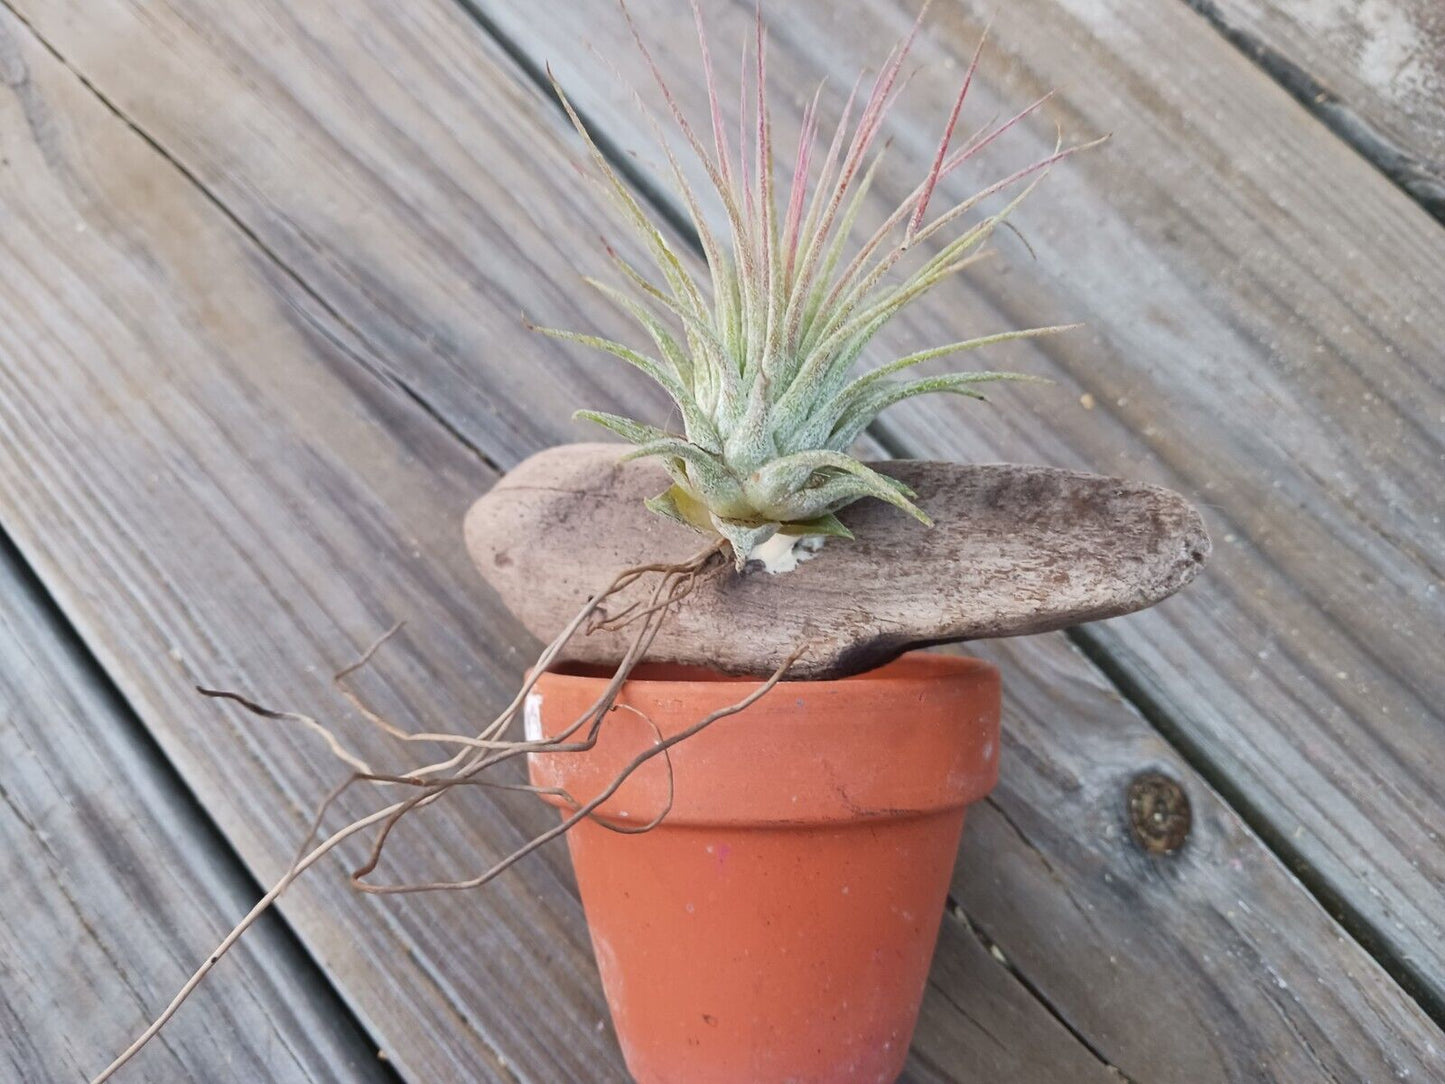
[449,0,1445,1035]
[0,0,505,483]
[0,522,404,1082]
[942,889,1134,1082]
[1180,0,1445,223]
[1069,622,1445,1026]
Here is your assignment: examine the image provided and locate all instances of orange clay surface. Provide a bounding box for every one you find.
[530,653,1001,1084]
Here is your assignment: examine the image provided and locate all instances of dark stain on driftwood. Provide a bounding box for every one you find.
[466,443,1210,679]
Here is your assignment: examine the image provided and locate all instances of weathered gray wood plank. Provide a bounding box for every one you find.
[0,539,392,1082]
[0,7,613,1079]
[0,6,1110,1081]
[956,634,1445,1083]
[4,0,1440,1077]
[462,0,1445,1011]
[1186,0,1445,215]
[905,912,1116,1084]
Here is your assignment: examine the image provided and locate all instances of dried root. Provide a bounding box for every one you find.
[93,541,807,1083]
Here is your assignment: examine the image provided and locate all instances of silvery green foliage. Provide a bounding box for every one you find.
[534,4,1094,566]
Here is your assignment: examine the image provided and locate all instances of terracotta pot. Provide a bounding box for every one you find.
[528,652,1001,1084]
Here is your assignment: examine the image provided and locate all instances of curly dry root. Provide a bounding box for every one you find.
[92,541,807,1083]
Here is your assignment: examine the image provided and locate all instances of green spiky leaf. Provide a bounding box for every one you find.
[777,512,854,539]
[574,410,672,447]
[644,483,714,533]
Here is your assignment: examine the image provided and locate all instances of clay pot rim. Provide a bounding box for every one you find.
[539,649,992,691]
[528,651,1001,824]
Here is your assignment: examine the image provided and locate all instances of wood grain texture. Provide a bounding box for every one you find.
[467,443,1209,677]
[0,8,616,1080]
[1186,0,1445,214]
[907,912,1117,1084]
[954,632,1445,1083]
[462,0,1445,1007]
[0,543,392,1082]
[0,6,1113,1081]
[3,0,1439,1076]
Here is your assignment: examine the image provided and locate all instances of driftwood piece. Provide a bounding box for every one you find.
[466,443,1209,678]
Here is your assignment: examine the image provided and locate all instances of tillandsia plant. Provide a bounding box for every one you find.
[529,1,1099,566]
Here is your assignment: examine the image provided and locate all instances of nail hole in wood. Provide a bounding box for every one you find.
[1128,771,1191,855]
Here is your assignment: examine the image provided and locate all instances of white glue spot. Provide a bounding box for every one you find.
[524,691,544,742]
[747,533,827,575]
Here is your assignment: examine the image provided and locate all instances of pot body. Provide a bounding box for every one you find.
[529,653,1001,1084]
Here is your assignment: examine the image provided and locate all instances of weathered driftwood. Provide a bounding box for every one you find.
[466,443,1209,678]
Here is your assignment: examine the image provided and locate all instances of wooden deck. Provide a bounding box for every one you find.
[0,0,1440,1080]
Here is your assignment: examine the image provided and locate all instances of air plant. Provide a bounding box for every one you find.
[530,2,1096,566]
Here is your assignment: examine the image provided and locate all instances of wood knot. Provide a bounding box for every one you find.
[1127,772,1191,855]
